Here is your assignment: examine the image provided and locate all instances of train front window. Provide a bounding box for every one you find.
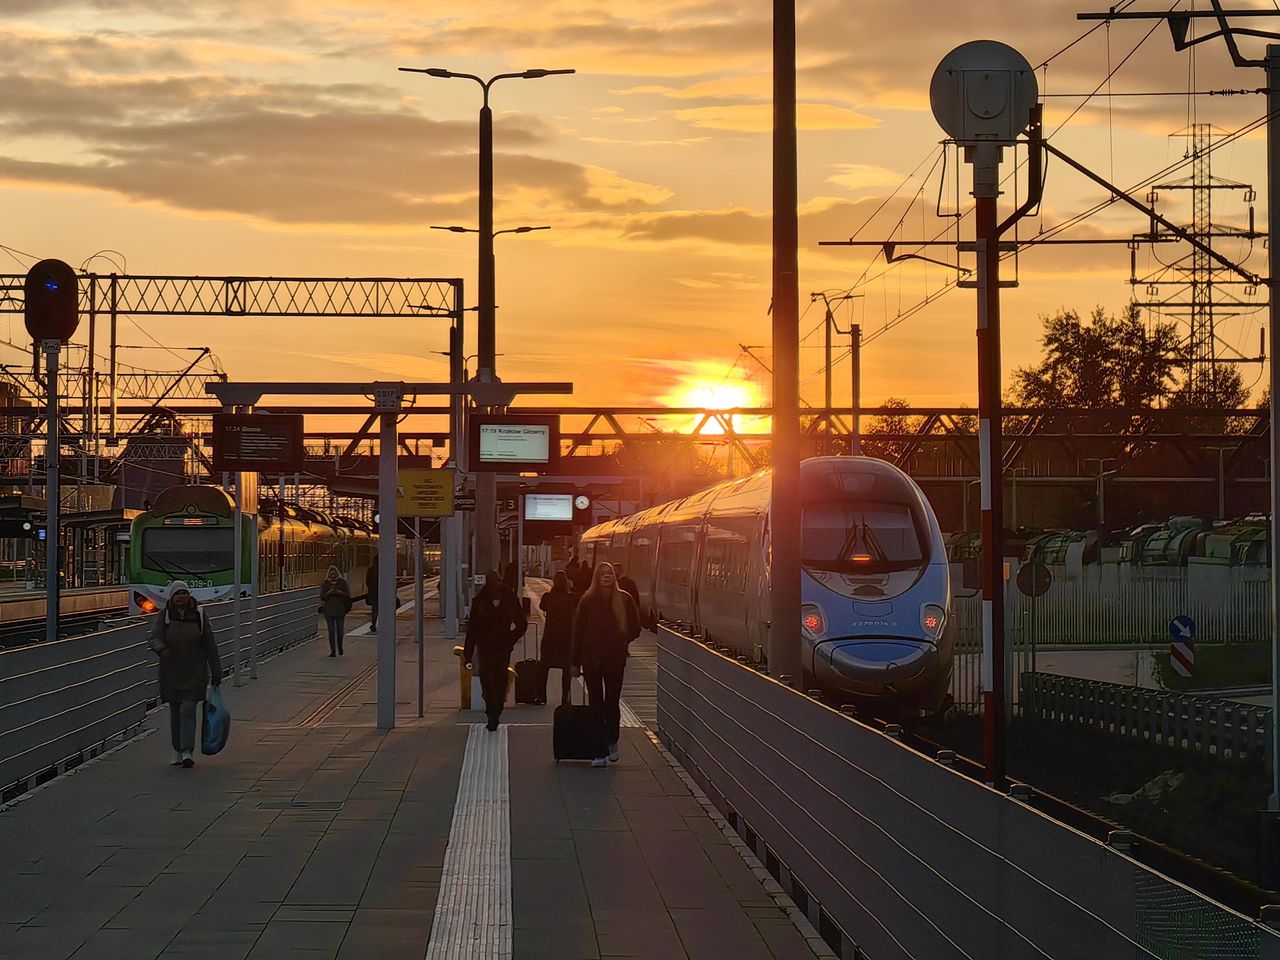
[141,527,235,576]
[802,501,924,574]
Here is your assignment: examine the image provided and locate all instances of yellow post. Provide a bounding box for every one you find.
[452,645,471,709]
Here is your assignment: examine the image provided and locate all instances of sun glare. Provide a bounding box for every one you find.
[660,366,766,435]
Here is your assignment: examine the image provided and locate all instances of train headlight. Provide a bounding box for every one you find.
[134,592,158,614]
[920,603,946,640]
[801,603,826,640]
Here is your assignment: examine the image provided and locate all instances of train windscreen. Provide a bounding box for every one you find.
[802,501,924,574]
[141,527,235,576]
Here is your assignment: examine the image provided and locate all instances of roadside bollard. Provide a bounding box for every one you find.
[1009,782,1034,802]
[1107,830,1135,853]
[936,749,956,767]
[452,645,472,710]
[883,723,903,739]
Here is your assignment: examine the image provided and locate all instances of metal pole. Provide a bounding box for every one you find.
[1267,45,1280,813]
[415,515,424,719]
[377,411,397,730]
[768,0,803,683]
[474,94,500,584]
[974,146,1007,786]
[249,475,259,681]
[232,469,243,687]
[445,319,464,637]
[43,340,60,644]
[823,301,832,455]
[108,275,117,443]
[86,280,96,451]
[851,323,862,456]
[516,493,524,597]
[1218,447,1228,519]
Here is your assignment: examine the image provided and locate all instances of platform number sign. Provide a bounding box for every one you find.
[1169,615,1196,679]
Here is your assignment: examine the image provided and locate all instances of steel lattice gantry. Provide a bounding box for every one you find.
[0,273,463,448]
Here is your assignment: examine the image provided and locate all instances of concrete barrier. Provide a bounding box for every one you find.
[656,625,1280,960]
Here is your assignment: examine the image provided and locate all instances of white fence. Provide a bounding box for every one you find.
[657,626,1280,960]
[948,562,1271,713]
[0,587,319,799]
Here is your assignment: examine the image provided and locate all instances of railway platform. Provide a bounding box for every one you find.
[0,599,829,960]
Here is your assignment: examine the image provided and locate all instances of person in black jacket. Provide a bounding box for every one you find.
[572,561,641,767]
[616,567,640,609]
[365,557,379,633]
[464,570,528,731]
[538,571,578,706]
[148,581,221,769]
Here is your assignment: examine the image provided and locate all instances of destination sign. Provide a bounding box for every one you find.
[468,414,560,474]
[212,413,305,474]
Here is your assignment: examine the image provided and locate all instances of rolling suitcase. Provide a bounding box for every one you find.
[553,684,605,762]
[513,624,547,705]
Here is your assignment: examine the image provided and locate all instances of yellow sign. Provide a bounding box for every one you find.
[397,468,455,518]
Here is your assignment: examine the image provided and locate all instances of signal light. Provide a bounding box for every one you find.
[133,592,158,613]
[24,259,81,343]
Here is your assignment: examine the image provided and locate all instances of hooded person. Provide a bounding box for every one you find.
[147,581,221,768]
[463,570,528,731]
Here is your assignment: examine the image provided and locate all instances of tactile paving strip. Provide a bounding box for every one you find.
[425,724,512,960]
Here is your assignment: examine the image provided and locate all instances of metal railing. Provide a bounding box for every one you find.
[656,625,1279,959]
[1022,672,1273,763]
[0,587,318,799]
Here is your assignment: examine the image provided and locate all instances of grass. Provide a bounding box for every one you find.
[1153,642,1271,692]
[921,713,1269,882]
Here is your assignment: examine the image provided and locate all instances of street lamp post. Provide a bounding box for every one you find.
[401,66,573,586]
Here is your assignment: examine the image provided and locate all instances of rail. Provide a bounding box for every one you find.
[1021,671,1273,763]
[0,587,319,801]
[655,624,1280,959]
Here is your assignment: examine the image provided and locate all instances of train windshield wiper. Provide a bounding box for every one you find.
[141,553,200,579]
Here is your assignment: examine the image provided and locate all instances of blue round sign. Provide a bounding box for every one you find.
[1169,615,1197,640]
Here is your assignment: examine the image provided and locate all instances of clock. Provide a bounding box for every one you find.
[574,495,590,510]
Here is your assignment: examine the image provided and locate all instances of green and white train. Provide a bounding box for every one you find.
[128,485,378,615]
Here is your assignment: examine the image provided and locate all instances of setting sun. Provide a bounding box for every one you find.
[659,363,767,434]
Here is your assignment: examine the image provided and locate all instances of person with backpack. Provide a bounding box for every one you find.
[319,565,352,657]
[147,581,221,769]
[538,571,579,706]
[463,570,528,731]
[571,562,641,767]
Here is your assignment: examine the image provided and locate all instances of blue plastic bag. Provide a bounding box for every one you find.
[201,685,231,756]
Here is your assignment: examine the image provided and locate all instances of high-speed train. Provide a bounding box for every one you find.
[579,457,954,718]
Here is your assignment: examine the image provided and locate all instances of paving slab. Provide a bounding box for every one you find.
[0,588,823,960]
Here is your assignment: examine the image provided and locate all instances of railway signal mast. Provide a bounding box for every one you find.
[929,41,1042,787]
[1075,1,1280,886]
[23,259,81,644]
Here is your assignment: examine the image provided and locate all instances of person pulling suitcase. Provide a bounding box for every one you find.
[571,561,641,767]
[463,570,527,731]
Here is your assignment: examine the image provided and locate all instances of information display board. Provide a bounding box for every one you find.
[397,468,455,518]
[468,414,560,473]
[212,413,304,474]
[524,493,573,521]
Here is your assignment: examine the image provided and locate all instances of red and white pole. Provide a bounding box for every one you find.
[973,146,1007,787]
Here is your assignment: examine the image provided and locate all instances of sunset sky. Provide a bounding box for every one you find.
[0,0,1273,415]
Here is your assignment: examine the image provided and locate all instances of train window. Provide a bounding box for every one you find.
[802,502,924,574]
[141,527,235,575]
[661,541,692,585]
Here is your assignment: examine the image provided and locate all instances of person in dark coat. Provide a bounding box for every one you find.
[538,571,579,706]
[572,561,641,767]
[319,565,351,657]
[365,557,380,633]
[616,567,640,610]
[570,556,593,595]
[148,581,221,769]
[464,570,528,731]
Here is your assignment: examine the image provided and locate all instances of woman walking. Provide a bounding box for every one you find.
[571,562,641,768]
[148,581,221,769]
[538,571,579,706]
[319,565,351,657]
[464,570,528,731]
